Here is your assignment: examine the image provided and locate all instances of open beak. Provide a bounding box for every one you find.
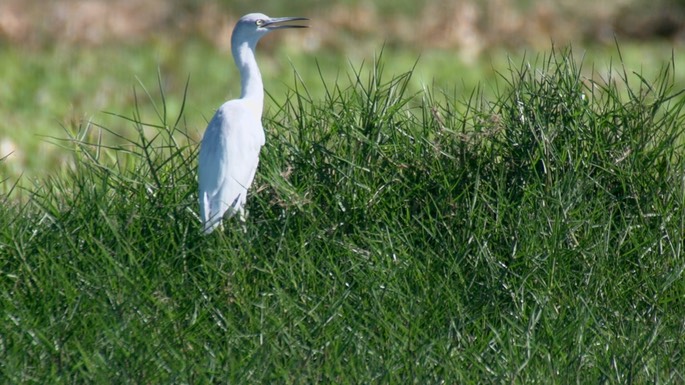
[263,17,309,30]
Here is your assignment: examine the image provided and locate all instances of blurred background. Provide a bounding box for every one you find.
[1,0,684,187]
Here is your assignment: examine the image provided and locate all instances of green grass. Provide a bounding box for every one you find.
[2,39,683,190]
[2,48,685,383]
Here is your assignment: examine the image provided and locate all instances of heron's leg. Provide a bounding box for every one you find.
[238,207,248,233]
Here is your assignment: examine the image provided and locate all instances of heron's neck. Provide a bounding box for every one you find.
[233,41,264,108]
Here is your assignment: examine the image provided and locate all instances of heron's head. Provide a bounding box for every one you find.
[232,13,308,47]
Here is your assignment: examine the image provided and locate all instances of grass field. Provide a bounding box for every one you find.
[2,2,684,189]
[2,45,684,382]
[2,39,684,190]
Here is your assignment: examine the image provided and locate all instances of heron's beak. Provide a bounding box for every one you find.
[263,17,309,30]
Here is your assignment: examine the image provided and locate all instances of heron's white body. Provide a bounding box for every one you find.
[198,100,265,232]
[198,13,307,234]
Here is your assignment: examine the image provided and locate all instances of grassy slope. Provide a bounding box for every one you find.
[2,49,685,383]
[1,39,683,191]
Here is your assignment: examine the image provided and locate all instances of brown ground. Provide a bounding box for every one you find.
[1,0,683,55]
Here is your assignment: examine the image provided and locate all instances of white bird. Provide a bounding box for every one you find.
[198,13,308,234]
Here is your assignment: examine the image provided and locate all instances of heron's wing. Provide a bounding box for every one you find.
[198,112,226,232]
[198,101,265,233]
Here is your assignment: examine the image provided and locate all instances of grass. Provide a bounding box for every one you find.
[1,47,685,383]
[2,38,684,189]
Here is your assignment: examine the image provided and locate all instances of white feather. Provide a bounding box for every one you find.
[198,101,265,233]
[197,13,307,234]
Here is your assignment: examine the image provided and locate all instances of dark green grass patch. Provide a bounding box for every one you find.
[1,48,684,383]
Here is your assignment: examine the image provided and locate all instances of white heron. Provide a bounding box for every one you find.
[198,13,308,234]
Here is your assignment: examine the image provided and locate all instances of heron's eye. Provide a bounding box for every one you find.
[255,19,265,27]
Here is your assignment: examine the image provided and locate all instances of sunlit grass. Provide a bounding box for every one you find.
[1,48,684,383]
[2,38,684,194]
